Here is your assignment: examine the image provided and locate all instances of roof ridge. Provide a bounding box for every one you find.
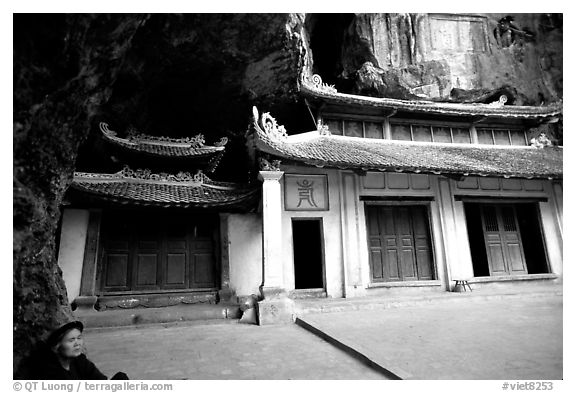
[300,74,562,118]
[74,166,249,190]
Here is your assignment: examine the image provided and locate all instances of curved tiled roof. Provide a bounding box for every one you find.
[301,75,562,120]
[99,123,227,158]
[71,167,259,208]
[251,107,562,180]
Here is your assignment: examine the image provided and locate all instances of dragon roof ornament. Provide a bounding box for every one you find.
[487,95,509,107]
[75,166,212,186]
[530,132,553,148]
[303,74,337,94]
[259,157,282,171]
[74,165,251,190]
[119,166,208,184]
[252,106,288,141]
[126,126,206,147]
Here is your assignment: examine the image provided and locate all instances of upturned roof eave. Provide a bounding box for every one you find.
[253,127,561,180]
[251,106,562,180]
[99,122,228,158]
[258,147,562,180]
[300,80,562,120]
[69,180,260,209]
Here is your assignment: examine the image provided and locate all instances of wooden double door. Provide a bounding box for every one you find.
[366,205,434,282]
[99,211,218,293]
[479,204,527,276]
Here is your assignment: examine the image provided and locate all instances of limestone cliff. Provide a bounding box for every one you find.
[305,13,562,105]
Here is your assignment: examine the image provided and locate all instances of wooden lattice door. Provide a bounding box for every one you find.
[100,211,217,293]
[366,205,434,282]
[480,204,528,276]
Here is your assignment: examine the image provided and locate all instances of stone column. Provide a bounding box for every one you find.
[218,213,236,304]
[340,171,365,297]
[258,170,285,295]
[257,170,294,324]
[436,177,475,289]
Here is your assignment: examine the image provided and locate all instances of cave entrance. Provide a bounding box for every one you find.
[292,218,325,290]
[464,202,549,277]
[307,13,354,87]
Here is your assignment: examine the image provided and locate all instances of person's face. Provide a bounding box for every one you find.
[56,328,83,358]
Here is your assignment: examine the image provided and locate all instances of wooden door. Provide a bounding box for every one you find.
[100,211,217,293]
[480,204,527,276]
[163,221,189,290]
[366,206,434,282]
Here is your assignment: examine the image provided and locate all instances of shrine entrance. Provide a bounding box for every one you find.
[464,202,549,277]
[99,210,219,294]
[292,218,325,289]
[365,205,435,282]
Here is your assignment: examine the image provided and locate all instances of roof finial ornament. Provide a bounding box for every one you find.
[118,165,205,184]
[259,157,281,171]
[252,106,288,140]
[530,132,553,148]
[187,134,205,148]
[214,137,228,147]
[487,95,508,107]
[306,74,337,94]
[317,119,331,136]
[99,122,117,136]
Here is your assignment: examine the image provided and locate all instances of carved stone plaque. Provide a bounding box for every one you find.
[429,14,488,52]
[284,174,329,211]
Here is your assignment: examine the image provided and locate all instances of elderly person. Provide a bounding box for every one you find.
[15,321,128,380]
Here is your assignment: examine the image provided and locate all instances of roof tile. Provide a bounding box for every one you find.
[252,108,562,179]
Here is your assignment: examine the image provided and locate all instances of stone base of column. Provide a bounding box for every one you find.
[257,297,295,325]
[257,286,295,325]
[73,296,98,312]
[217,288,237,304]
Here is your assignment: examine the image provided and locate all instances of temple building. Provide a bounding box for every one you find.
[56,72,563,324]
[57,122,260,313]
[247,74,562,322]
[56,70,562,324]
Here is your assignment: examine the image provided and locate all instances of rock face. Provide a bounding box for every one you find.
[13,13,562,370]
[13,14,149,370]
[13,13,307,370]
[306,13,562,105]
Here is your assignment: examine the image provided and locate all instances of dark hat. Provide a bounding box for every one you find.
[46,321,84,348]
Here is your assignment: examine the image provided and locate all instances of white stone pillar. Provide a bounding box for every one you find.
[258,170,285,295]
[57,209,90,303]
[257,170,294,324]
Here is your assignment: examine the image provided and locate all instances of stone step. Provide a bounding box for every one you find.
[75,303,242,329]
[293,283,562,316]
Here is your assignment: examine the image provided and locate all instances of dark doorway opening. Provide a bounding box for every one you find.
[516,204,549,274]
[464,202,549,277]
[292,219,324,289]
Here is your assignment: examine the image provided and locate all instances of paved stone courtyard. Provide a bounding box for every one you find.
[85,293,562,380]
[297,294,562,380]
[85,321,387,380]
